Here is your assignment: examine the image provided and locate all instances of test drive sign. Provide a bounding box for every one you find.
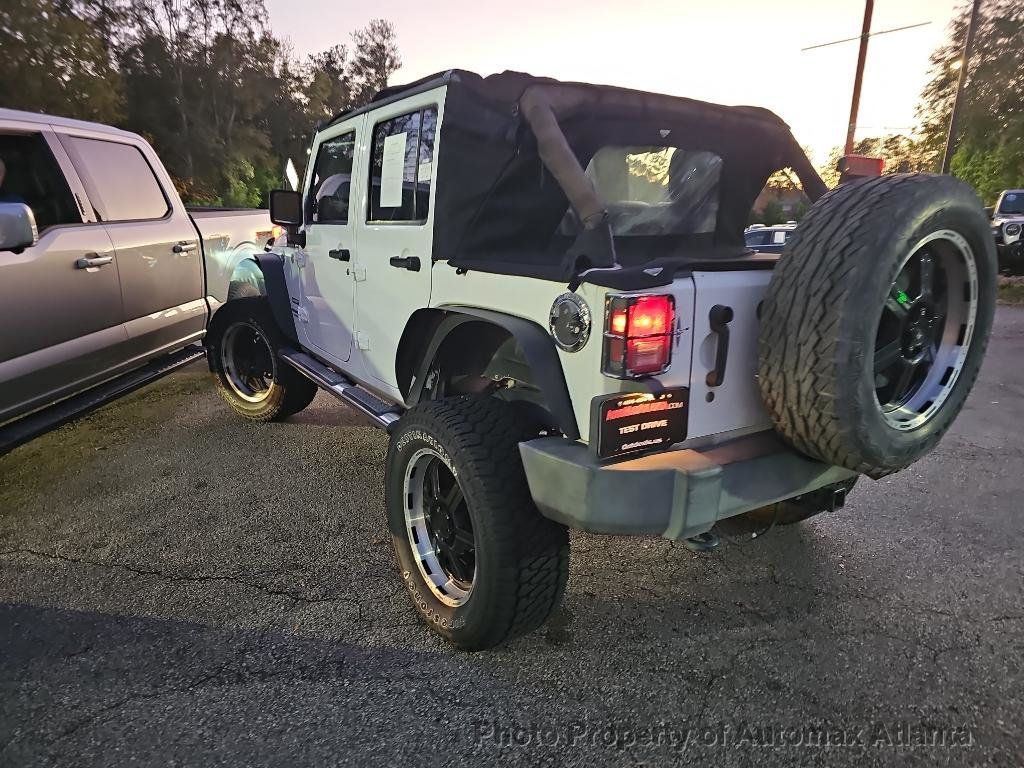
[595,389,688,460]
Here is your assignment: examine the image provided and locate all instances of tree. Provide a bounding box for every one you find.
[349,19,402,106]
[917,0,1024,199]
[2,2,403,206]
[0,0,123,123]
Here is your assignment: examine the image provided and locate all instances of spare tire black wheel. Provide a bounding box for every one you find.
[758,174,996,478]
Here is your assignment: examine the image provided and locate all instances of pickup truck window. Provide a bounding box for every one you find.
[310,132,355,224]
[368,107,437,223]
[0,133,81,231]
[69,137,169,222]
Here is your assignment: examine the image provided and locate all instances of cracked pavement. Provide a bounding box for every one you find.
[1,308,1022,767]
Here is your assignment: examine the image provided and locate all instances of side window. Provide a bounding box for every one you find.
[368,106,437,223]
[310,132,355,224]
[69,137,169,222]
[771,230,787,245]
[0,133,81,231]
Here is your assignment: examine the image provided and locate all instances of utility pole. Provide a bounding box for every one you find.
[802,4,930,181]
[845,0,874,155]
[941,0,983,174]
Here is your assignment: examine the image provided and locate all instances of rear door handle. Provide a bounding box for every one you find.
[172,241,197,253]
[705,304,734,387]
[75,254,113,269]
[389,256,421,272]
[329,248,351,262]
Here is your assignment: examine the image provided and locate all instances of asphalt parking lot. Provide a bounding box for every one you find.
[1,308,1022,768]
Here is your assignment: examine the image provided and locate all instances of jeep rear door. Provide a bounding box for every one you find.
[351,91,442,396]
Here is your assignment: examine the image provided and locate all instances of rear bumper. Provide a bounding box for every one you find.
[519,432,857,540]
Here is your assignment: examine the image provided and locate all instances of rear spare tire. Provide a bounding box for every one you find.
[758,174,996,478]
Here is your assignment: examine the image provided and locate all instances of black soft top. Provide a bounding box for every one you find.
[349,70,826,289]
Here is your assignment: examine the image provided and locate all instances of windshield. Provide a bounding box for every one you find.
[998,192,1024,216]
[561,146,722,236]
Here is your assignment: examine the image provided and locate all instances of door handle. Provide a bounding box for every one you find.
[389,256,421,272]
[329,248,351,262]
[75,254,113,269]
[705,304,734,388]
[172,241,197,253]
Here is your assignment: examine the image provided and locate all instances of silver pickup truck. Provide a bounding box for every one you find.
[0,109,277,452]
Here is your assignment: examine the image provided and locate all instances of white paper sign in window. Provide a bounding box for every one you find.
[380,132,408,208]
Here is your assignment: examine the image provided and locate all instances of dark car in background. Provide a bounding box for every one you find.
[744,223,797,254]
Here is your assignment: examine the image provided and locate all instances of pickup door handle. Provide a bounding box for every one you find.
[705,304,734,388]
[75,254,113,269]
[328,248,351,262]
[389,256,421,272]
[172,241,197,253]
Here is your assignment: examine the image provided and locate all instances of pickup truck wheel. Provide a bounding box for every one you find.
[210,300,316,421]
[758,174,996,478]
[386,397,569,651]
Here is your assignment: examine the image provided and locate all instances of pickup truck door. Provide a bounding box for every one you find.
[59,133,206,361]
[351,92,442,395]
[296,118,362,363]
[0,127,127,423]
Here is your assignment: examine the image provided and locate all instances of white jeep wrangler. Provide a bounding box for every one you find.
[206,70,996,650]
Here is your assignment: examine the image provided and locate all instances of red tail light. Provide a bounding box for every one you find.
[602,294,675,378]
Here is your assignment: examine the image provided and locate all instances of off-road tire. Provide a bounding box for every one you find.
[386,397,569,650]
[208,297,317,421]
[758,174,996,478]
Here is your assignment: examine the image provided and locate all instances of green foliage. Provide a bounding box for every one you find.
[0,0,123,123]
[917,0,1024,196]
[950,143,1024,204]
[758,200,786,226]
[1,0,402,207]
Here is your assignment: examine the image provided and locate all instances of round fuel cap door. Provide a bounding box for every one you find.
[548,293,592,352]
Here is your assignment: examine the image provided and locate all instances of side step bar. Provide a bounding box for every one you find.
[279,349,402,429]
[0,345,206,456]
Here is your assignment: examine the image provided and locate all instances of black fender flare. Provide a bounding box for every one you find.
[407,306,580,441]
[250,252,299,344]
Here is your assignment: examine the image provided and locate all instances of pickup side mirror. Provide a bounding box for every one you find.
[984,206,994,219]
[269,189,302,227]
[0,203,38,252]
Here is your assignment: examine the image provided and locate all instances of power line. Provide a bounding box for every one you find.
[801,21,931,52]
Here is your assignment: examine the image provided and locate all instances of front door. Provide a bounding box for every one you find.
[352,92,442,394]
[299,120,361,364]
[0,128,126,421]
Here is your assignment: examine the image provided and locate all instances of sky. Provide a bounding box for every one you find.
[266,0,964,164]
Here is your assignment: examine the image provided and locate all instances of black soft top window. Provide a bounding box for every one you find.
[561,146,721,237]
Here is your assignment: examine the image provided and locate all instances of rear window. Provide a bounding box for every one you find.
[69,137,169,222]
[562,146,722,236]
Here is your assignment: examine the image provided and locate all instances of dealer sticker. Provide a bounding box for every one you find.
[595,389,688,460]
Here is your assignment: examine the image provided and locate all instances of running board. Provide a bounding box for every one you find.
[0,345,206,456]
[279,349,402,429]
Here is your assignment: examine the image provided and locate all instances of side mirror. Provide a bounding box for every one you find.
[984,206,994,219]
[269,189,302,227]
[0,203,38,252]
